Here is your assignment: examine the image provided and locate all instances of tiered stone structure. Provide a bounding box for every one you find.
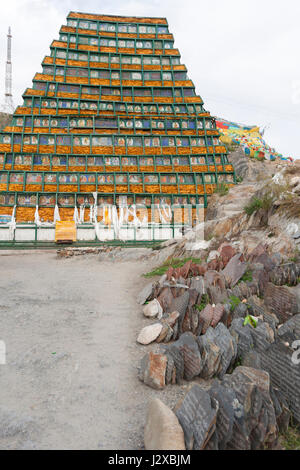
[0,11,235,227]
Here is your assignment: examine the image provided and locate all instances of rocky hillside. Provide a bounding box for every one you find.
[170,151,300,259]
[135,153,300,450]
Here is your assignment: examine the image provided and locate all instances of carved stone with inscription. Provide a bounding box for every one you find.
[172,332,203,381]
[175,385,218,450]
[162,344,185,384]
[197,323,237,379]
[222,253,247,287]
[175,367,279,450]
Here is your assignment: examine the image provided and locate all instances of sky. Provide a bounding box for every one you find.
[0,0,299,158]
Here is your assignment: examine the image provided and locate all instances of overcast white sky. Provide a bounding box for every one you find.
[0,0,299,158]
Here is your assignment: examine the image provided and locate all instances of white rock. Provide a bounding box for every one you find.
[183,229,196,240]
[159,274,167,286]
[273,172,285,185]
[143,299,163,319]
[185,240,211,251]
[292,185,300,194]
[137,323,163,345]
[144,398,186,450]
[207,250,220,263]
[286,223,299,236]
[290,176,300,187]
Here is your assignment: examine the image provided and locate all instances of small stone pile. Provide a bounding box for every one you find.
[57,247,103,258]
[139,326,237,389]
[145,366,288,450]
[137,242,300,350]
[175,367,281,450]
[138,241,300,449]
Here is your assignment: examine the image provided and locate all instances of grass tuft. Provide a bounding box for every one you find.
[280,424,300,450]
[277,197,300,219]
[195,293,210,312]
[244,197,264,216]
[214,182,230,197]
[228,295,241,312]
[239,269,253,284]
[143,257,202,278]
[244,194,273,216]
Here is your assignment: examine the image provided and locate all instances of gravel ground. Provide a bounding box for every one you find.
[0,250,188,450]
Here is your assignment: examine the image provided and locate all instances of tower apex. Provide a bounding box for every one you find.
[1,25,14,114]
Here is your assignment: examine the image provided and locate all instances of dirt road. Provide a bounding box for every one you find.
[0,250,185,450]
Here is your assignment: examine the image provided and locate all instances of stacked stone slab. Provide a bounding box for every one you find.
[139,326,237,388]
[175,368,279,450]
[232,314,300,423]
[138,241,300,432]
[0,11,234,224]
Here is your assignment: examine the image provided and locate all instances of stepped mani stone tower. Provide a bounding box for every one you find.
[0,12,235,240]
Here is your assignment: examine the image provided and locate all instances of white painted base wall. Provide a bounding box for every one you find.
[37,228,55,241]
[77,227,96,241]
[0,223,186,242]
[0,229,10,241]
[15,227,37,241]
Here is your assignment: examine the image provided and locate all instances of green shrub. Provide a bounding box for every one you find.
[280,422,300,450]
[244,194,273,216]
[289,249,300,263]
[214,182,229,197]
[195,294,210,312]
[244,197,263,216]
[143,257,202,278]
[239,269,253,283]
[228,295,241,312]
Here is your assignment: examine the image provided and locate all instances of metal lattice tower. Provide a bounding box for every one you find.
[2,27,14,114]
